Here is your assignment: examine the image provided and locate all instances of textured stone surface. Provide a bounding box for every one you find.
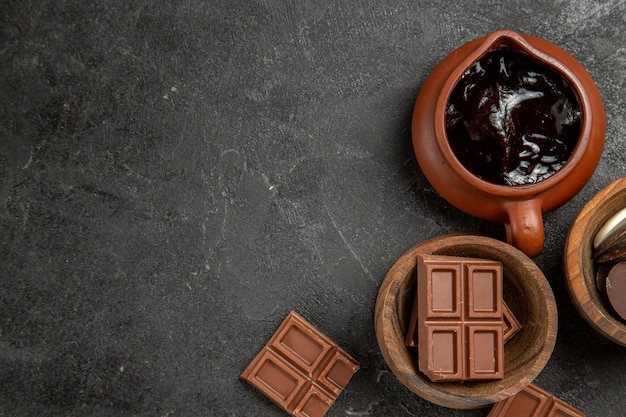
[0,1,624,416]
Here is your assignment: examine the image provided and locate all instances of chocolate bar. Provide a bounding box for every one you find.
[416,254,504,382]
[407,300,520,346]
[502,301,522,343]
[241,311,359,417]
[487,383,585,416]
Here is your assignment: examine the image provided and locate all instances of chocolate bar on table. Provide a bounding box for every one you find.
[241,311,359,417]
[487,383,585,417]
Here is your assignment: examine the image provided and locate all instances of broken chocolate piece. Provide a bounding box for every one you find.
[596,245,626,264]
[502,301,522,343]
[241,311,359,417]
[606,262,626,321]
[595,263,612,296]
[417,255,504,382]
[487,383,585,417]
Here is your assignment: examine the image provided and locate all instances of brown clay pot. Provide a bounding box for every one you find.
[412,30,605,257]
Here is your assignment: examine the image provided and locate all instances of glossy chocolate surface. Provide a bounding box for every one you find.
[413,30,605,258]
[445,49,581,186]
[487,383,585,417]
[241,311,359,417]
[416,255,504,382]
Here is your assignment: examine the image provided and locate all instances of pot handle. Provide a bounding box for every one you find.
[504,200,544,258]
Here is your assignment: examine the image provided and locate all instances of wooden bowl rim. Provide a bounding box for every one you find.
[563,177,626,345]
[374,234,557,409]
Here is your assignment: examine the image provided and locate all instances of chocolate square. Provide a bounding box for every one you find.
[241,311,359,417]
[487,384,585,417]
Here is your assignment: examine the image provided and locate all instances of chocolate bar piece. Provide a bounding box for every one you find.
[417,255,504,382]
[241,311,359,417]
[487,383,585,417]
[502,301,522,343]
[606,262,626,320]
[596,245,626,264]
[595,263,612,295]
[407,301,520,346]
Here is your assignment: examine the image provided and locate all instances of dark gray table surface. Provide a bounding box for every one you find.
[1,1,625,416]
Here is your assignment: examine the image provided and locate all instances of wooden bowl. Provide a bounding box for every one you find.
[564,177,626,345]
[375,234,557,409]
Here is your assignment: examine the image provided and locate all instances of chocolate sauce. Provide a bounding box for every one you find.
[445,49,581,186]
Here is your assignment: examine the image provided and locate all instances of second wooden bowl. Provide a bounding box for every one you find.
[564,177,626,345]
[375,234,557,409]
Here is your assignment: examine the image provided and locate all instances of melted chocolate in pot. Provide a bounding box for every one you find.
[445,49,582,186]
